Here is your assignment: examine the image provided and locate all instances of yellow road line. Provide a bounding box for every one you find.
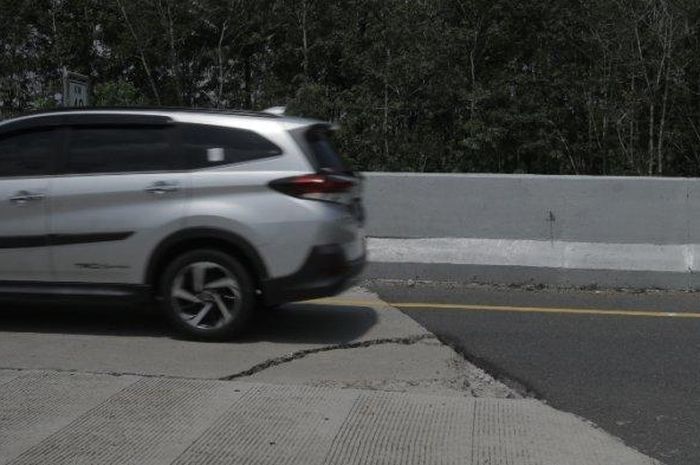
[308,299,700,319]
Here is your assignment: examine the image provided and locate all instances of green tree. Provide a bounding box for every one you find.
[1,0,699,175]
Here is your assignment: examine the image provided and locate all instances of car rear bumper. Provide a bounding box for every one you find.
[262,244,366,306]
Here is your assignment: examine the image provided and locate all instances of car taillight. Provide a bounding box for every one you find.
[269,173,356,203]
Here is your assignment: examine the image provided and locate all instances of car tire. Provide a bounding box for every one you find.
[262,304,284,313]
[159,249,255,341]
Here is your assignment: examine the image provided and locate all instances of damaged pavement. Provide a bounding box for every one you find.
[0,288,661,464]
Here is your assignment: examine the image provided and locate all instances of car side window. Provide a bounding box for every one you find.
[65,126,173,174]
[0,128,56,177]
[181,124,282,169]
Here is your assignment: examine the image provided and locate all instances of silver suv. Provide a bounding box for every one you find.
[0,108,366,339]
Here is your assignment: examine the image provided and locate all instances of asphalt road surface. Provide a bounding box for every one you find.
[368,281,700,465]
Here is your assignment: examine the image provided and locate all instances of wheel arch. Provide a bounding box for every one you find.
[145,228,268,291]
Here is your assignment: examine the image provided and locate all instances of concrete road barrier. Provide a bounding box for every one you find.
[362,172,700,289]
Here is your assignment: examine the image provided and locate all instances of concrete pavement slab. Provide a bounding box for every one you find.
[470,399,659,465]
[173,384,358,465]
[0,288,664,464]
[323,389,474,465]
[303,287,431,337]
[0,370,21,385]
[0,373,661,465]
[7,377,252,465]
[0,371,138,463]
[0,288,426,379]
[246,336,514,398]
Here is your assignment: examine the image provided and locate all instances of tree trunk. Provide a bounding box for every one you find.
[301,0,309,78]
[244,53,252,109]
[656,6,675,176]
[657,63,671,175]
[164,1,183,105]
[648,102,655,175]
[383,48,390,162]
[117,0,160,104]
[587,91,594,163]
[217,22,227,108]
[469,31,477,120]
[630,79,636,172]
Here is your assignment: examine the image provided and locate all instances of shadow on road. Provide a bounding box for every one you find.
[0,301,377,346]
[245,303,378,345]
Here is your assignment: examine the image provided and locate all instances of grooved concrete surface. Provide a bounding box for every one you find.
[0,371,659,465]
[0,371,138,462]
[0,371,20,385]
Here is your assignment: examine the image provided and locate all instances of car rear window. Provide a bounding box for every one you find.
[181,124,282,169]
[304,128,351,173]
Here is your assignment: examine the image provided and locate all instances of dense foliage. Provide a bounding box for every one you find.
[1,0,699,175]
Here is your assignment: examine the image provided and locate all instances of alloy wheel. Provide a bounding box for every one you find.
[170,262,242,330]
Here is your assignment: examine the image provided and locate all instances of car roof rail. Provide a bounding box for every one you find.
[15,106,281,119]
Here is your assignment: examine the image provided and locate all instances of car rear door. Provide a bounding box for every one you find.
[0,127,58,281]
[49,120,188,284]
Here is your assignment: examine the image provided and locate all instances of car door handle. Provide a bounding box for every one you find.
[145,181,180,195]
[10,190,45,204]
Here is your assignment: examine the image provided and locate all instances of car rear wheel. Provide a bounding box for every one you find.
[160,249,255,340]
